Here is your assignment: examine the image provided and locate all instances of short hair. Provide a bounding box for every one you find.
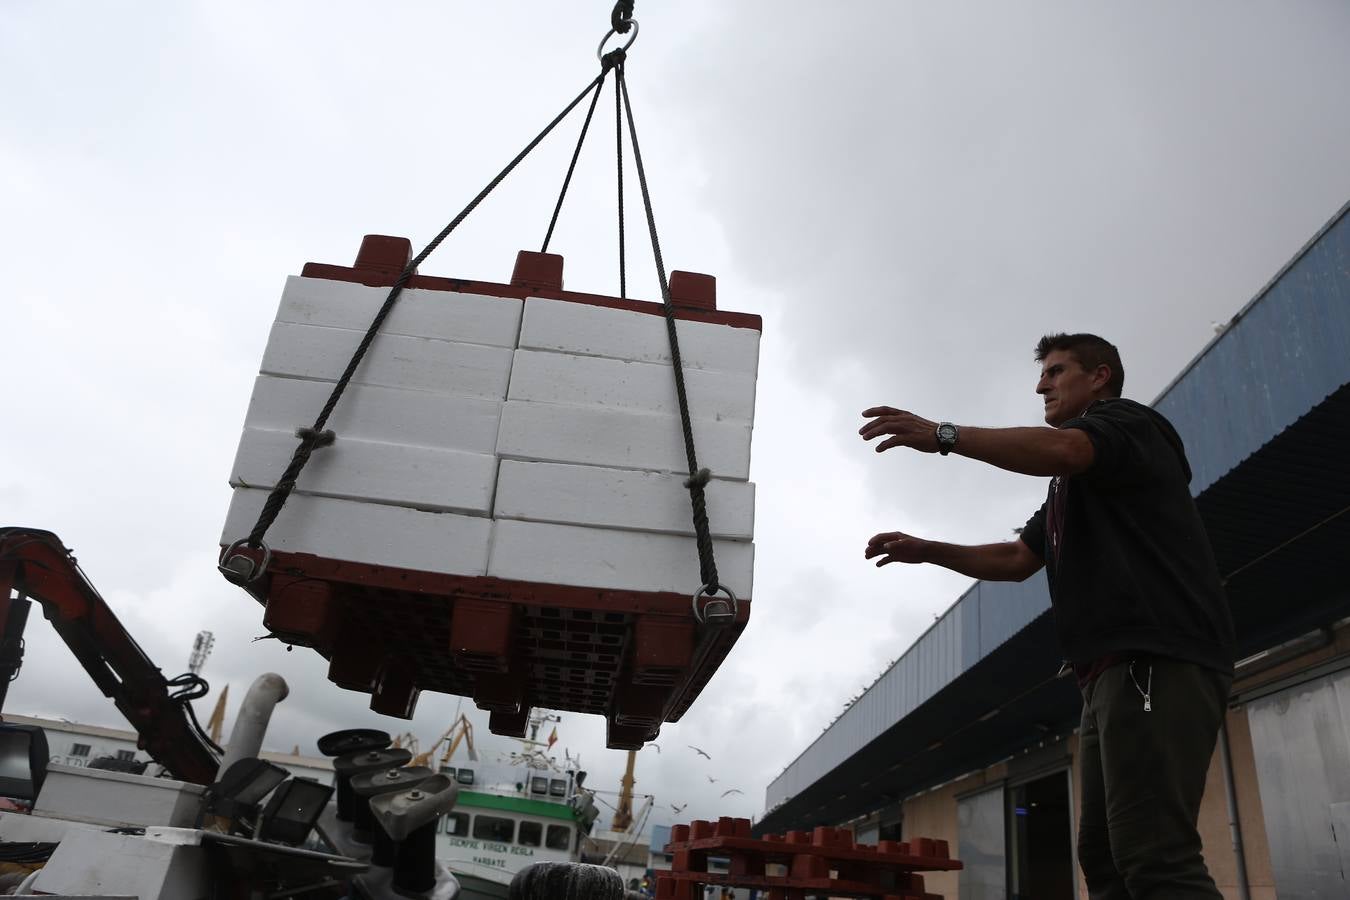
[1034,333,1124,398]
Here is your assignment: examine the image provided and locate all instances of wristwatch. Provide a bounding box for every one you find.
[935,422,959,456]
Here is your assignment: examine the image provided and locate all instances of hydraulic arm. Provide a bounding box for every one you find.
[0,527,220,784]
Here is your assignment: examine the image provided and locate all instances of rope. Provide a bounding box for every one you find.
[611,0,635,34]
[617,62,720,596]
[615,73,627,299]
[541,77,608,253]
[242,71,609,551]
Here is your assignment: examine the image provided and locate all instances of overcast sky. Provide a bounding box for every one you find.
[4,1,1349,838]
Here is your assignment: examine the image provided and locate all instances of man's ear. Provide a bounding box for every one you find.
[1092,364,1113,393]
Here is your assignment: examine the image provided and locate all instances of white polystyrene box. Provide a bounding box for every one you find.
[488,519,754,598]
[243,375,502,454]
[495,460,754,540]
[507,348,757,423]
[227,268,763,601]
[260,322,513,399]
[518,297,761,374]
[223,488,491,576]
[277,275,523,348]
[496,400,752,480]
[230,427,497,516]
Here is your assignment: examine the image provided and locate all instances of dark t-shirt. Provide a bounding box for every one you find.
[1020,398,1235,674]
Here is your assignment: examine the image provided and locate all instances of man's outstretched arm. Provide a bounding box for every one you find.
[859,407,1094,477]
[866,531,1044,582]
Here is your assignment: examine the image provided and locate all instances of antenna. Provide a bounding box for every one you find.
[188,630,215,675]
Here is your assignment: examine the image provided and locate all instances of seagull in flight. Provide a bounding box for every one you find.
[706,775,718,784]
[671,803,687,814]
[688,745,711,759]
[721,788,742,798]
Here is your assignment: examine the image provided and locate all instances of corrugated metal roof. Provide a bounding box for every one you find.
[762,198,1350,828]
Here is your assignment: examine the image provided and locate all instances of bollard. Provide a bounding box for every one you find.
[508,861,624,900]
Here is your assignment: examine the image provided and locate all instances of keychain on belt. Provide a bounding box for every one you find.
[1129,660,1153,712]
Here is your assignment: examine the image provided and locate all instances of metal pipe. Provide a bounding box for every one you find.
[1217,716,1251,900]
[218,673,289,776]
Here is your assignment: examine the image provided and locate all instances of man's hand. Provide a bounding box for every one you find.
[860,407,939,453]
[865,531,930,567]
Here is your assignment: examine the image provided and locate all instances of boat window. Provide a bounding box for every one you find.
[456,768,474,785]
[549,778,567,797]
[518,821,542,847]
[440,812,470,836]
[545,824,571,851]
[531,776,548,794]
[473,815,515,843]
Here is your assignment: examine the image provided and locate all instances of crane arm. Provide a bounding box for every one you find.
[0,528,220,785]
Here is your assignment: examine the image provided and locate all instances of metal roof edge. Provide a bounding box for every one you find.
[1150,196,1350,409]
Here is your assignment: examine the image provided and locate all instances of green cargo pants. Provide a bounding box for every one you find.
[1077,656,1232,899]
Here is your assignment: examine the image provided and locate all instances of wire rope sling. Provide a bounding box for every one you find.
[215,2,761,749]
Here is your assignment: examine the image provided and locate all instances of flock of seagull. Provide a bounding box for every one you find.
[646,743,743,815]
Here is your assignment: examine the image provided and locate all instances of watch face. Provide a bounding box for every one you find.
[938,424,958,443]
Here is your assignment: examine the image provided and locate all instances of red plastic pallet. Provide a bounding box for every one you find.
[224,237,759,749]
[656,818,960,900]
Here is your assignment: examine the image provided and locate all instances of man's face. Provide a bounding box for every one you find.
[1037,349,1103,427]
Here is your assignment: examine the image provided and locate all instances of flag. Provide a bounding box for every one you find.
[547,726,558,749]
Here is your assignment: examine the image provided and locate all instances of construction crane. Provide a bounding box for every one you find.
[413,713,477,770]
[206,683,230,745]
[390,731,420,757]
[610,750,638,832]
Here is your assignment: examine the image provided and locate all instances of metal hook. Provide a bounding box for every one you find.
[691,584,738,626]
[218,538,272,585]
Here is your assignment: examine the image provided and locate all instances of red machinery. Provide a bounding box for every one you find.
[0,528,220,785]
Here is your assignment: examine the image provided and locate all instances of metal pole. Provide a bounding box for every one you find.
[1217,717,1252,900]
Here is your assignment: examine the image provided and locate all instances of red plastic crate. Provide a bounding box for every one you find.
[656,817,960,900]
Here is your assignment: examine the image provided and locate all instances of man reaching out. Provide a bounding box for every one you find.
[861,333,1235,899]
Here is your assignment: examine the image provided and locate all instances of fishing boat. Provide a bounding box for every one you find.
[434,712,600,899]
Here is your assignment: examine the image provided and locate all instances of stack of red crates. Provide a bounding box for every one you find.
[657,817,961,900]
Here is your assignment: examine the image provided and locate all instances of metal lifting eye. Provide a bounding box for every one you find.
[218,538,272,585]
[691,585,738,626]
[597,18,639,61]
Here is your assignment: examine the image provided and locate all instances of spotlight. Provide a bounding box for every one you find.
[0,724,49,804]
[257,777,335,846]
[205,758,289,826]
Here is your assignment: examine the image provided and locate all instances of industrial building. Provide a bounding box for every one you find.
[7,712,334,785]
[757,199,1350,900]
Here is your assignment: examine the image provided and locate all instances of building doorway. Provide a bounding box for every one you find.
[1008,770,1074,900]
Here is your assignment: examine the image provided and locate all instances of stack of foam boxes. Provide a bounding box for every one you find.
[220,237,760,748]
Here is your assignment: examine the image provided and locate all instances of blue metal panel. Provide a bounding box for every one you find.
[1158,203,1350,494]
[959,590,981,670]
[977,574,1050,657]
